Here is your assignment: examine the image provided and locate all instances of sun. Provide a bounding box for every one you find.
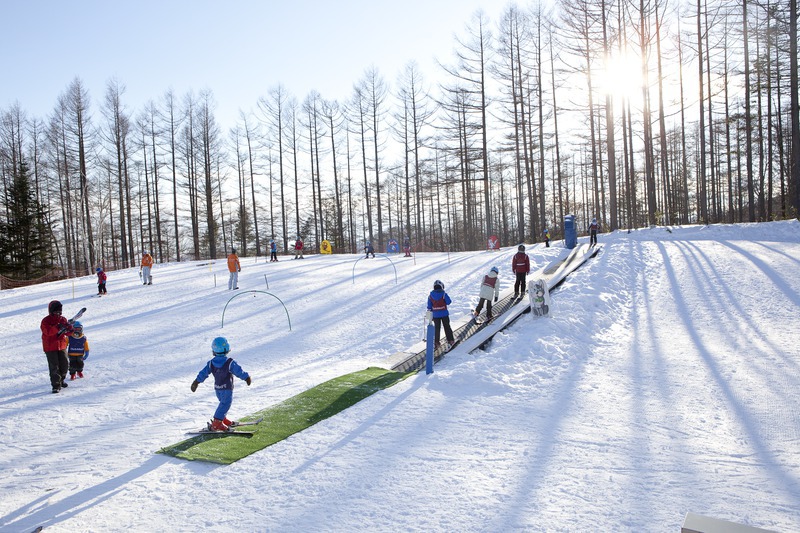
[598,51,643,102]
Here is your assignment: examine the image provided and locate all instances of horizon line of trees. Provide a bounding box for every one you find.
[1,0,798,281]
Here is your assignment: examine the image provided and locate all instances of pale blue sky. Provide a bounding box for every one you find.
[1,0,508,130]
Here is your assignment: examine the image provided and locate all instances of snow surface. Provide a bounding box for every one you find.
[2,221,799,532]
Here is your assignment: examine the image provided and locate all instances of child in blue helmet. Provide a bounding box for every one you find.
[190,337,252,432]
[96,267,107,295]
[67,321,90,380]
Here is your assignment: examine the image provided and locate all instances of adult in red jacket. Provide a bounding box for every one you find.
[41,300,73,393]
[511,244,531,298]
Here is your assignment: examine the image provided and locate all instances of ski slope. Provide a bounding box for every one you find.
[1,221,799,532]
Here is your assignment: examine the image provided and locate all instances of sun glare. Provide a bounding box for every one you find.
[599,53,642,102]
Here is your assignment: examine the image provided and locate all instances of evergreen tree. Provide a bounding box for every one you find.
[0,161,52,279]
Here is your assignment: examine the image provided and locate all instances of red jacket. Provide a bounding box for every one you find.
[41,313,71,352]
[511,252,530,274]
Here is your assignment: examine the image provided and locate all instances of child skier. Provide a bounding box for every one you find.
[40,300,73,393]
[589,218,599,246]
[190,336,252,432]
[67,321,90,380]
[543,228,551,248]
[511,244,531,297]
[364,241,375,258]
[474,266,500,321]
[96,267,107,295]
[270,239,279,262]
[293,237,304,259]
[426,280,455,349]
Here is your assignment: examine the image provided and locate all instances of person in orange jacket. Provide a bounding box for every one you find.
[41,300,73,393]
[227,248,241,290]
[140,252,154,285]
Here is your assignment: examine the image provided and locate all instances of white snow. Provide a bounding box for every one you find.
[2,221,799,532]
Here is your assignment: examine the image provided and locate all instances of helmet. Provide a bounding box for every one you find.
[72,321,83,334]
[490,266,499,274]
[518,244,525,252]
[96,267,103,272]
[48,300,62,314]
[433,280,444,290]
[211,336,230,356]
[592,218,597,223]
[231,248,237,255]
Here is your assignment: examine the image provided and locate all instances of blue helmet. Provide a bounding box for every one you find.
[211,336,230,356]
[490,266,499,274]
[96,267,103,272]
[72,321,83,334]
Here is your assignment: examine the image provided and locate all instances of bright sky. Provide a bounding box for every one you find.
[1,0,508,131]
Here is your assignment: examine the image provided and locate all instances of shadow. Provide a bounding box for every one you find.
[0,455,173,531]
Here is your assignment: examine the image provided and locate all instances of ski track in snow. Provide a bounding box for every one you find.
[1,221,799,532]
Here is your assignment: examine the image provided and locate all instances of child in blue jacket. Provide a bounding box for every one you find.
[426,280,455,348]
[190,337,252,432]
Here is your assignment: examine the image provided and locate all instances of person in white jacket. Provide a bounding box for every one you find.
[474,266,501,321]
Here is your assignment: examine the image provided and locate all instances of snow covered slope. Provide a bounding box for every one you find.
[1,221,799,532]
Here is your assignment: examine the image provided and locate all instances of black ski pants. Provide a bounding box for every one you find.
[45,349,68,389]
[433,316,455,344]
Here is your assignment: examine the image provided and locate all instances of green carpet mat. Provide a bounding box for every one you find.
[158,367,411,464]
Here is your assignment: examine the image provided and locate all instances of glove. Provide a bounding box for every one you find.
[238,268,241,272]
[83,353,89,361]
[245,376,252,386]
[190,380,199,392]
[425,311,432,322]
[494,296,498,303]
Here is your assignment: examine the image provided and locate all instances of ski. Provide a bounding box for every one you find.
[187,429,254,436]
[230,417,263,427]
[57,307,87,335]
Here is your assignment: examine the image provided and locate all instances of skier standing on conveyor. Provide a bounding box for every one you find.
[474,266,500,321]
[426,280,456,349]
[511,244,530,298]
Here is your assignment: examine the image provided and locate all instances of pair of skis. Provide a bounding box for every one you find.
[57,307,87,336]
[187,417,263,436]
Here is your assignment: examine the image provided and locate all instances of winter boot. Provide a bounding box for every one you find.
[77,372,84,378]
[60,380,68,388]
[223,417,236,427]
[208,418,230,432]
[70,373,76,381]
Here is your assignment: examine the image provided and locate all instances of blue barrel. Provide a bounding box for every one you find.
[564,214,577,249]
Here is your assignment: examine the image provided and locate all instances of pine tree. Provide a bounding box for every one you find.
[0,161,52,279]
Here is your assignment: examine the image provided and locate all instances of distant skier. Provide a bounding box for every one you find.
[270,239,279,262]
[40,300,73,393]
[474,266,500,321]
[426,280,456,349]
[364,241,375,258]
[403,236,412,257]
[96,267,107,295]
[141,251,154,285]
[67,321,90,380]
[543,228,551,248]
[227,248,241,290]
[589,218,599,246]
[190,337,252,432]
[293,237,304,259]
[511,244,531,298]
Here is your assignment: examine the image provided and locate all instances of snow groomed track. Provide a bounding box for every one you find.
[387,243,602,373]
